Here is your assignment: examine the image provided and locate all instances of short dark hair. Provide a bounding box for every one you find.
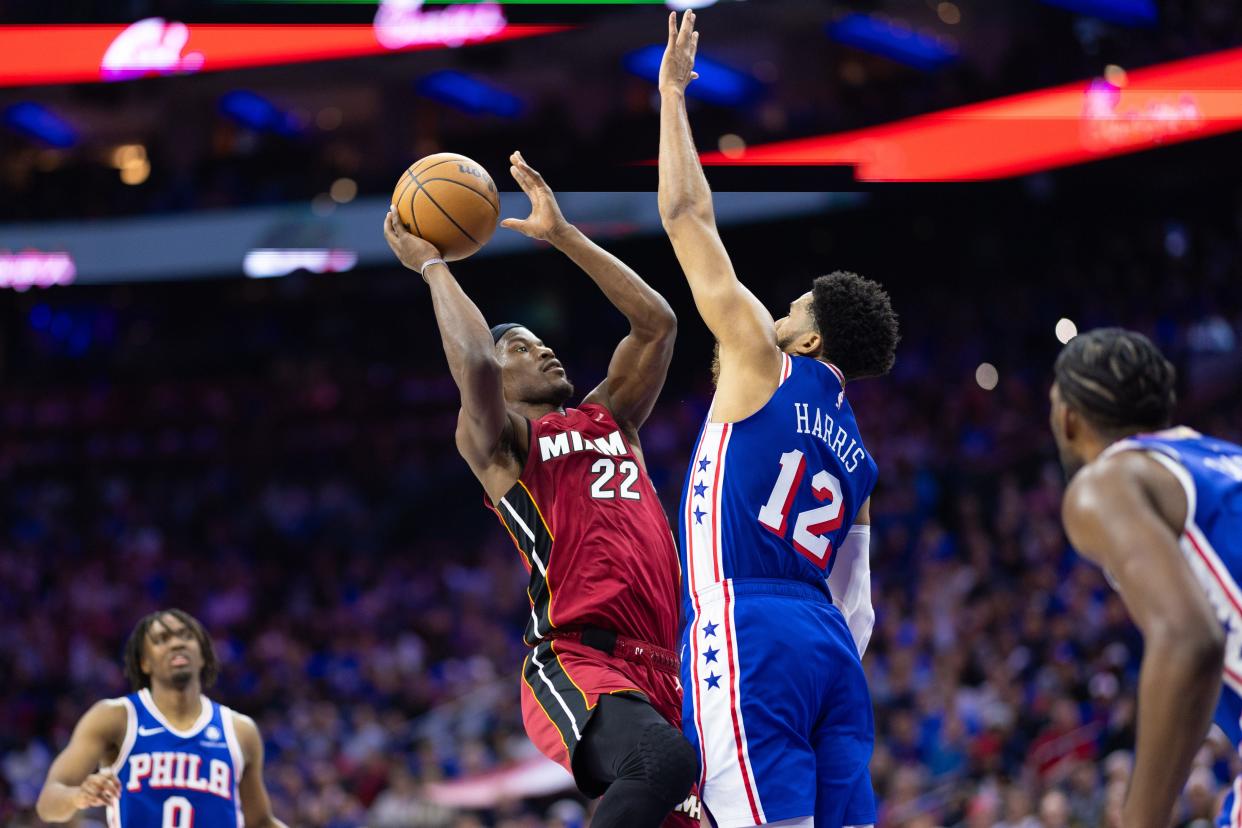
[123,609,219,691]
[811,271,899,381]
[1054,327,1176,432]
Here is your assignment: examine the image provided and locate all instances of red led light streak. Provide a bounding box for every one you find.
[699,47,1242,180]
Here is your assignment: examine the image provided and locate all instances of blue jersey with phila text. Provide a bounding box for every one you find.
[678,354,878,612]
[107,688,244,828]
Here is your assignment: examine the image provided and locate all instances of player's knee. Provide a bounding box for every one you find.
[635,722,698,805]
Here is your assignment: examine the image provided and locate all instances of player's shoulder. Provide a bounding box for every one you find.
[1064,449,1183,526]
[226,707,257,733]
[79,697,131,737]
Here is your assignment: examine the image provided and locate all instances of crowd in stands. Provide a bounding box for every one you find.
[2,185,1241,827]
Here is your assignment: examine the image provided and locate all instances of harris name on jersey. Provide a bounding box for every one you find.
[793,402,868,474]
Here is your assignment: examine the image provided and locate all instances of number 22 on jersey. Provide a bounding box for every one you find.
[757,449,844,568]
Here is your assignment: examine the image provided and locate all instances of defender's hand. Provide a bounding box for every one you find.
[658,11,700,95]
[73,770,120,809]
[499,151,570,243]
[384,207,443,273]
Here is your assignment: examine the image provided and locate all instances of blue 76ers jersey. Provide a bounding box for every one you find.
[107,688,244,828]
[1100,427,1242,824]
[679,354,878,612]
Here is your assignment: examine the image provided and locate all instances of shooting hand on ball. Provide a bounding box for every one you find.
[384,207,443,274]
[658,11,699,95]
[500,151,570,243]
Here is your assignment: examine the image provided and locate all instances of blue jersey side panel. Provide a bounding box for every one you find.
[110,689,243,828]
[1109,429,1242,751]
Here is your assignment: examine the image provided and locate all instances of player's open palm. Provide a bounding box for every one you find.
[500,151,568,242]
[658,11,700,94]
[74,769,120,809]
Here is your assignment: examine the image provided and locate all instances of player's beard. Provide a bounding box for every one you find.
[169,669,193,691]
[529,377,574,407]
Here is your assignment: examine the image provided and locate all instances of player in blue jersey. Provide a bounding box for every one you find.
[1050,327,1242,828]
[658,13,899,827]
[37,609,287,827]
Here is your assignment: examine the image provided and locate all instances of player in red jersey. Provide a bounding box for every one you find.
[384,151,699,828]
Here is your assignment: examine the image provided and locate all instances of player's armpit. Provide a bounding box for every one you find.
[233,713,289,828]
[36,700,126,823]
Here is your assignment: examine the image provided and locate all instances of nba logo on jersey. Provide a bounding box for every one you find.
[108,688,244,828]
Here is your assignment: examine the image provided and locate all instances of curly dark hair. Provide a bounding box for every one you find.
[1054,327,1176,432]
[810,271,900,381]
[123,608,218,691]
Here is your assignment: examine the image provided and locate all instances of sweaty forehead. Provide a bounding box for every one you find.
[796,291,813,308]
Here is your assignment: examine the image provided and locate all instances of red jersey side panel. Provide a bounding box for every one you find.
[489,403,682,650]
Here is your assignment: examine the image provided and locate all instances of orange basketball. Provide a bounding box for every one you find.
[391,153,500,261]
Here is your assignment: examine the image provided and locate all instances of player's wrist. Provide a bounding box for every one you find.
[419,258,447,282]
[545,221,577,246]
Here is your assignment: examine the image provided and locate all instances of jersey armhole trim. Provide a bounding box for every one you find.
[109,696,138,775]
[221,706,246,781]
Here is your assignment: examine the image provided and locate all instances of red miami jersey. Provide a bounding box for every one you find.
[487,403,682,651]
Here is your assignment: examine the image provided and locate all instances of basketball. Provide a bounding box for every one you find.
[391,153,500,261]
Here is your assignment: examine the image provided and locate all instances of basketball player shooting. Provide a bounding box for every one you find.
[36,610,287,827]
[1051,328,1242,828]
[384,151,700,828]
[658,12,899,828]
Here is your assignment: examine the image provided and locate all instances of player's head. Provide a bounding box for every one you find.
[1050,327,1177,478]
[774,271,899,381]
[124,609,218,692]
[491,323,574,407]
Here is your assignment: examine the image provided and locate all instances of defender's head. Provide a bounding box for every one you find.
[1050,327,1176,479]
[491,323,574,408]
[124,609,218,692]
[774,271,899,381]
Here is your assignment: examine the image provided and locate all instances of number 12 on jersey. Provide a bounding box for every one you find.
[757,449,844,568]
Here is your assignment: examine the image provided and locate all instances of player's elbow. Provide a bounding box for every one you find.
[35,792,69,823]
[635,302,677,340]
[1151,616,1225,677]
[658,199,714,230]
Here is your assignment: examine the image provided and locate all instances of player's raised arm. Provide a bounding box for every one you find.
[657,12,780,382]
[1062,452,1224,828]
[383,210,519,486]
[36,701,125,823]
[501,151,676,433]
[234,713,289,828]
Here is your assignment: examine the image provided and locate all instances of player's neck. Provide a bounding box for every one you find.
[149,682,204,728]
[511,401,564,420]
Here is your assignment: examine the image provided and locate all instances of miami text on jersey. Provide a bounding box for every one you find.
[538,429,626,461]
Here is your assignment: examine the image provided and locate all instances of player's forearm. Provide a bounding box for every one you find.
[1124,626,1222,828]
[657,88,714,225]
[424,265,503,407]
[549,224,675,336]
[36,783,81,822]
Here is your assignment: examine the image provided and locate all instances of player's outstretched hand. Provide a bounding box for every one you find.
[73,769,120,810]
[658,10,699,95]
[500,151,569,243]
[384,206,443,274]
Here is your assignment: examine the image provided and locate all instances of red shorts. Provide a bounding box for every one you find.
[520,637,700,827]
